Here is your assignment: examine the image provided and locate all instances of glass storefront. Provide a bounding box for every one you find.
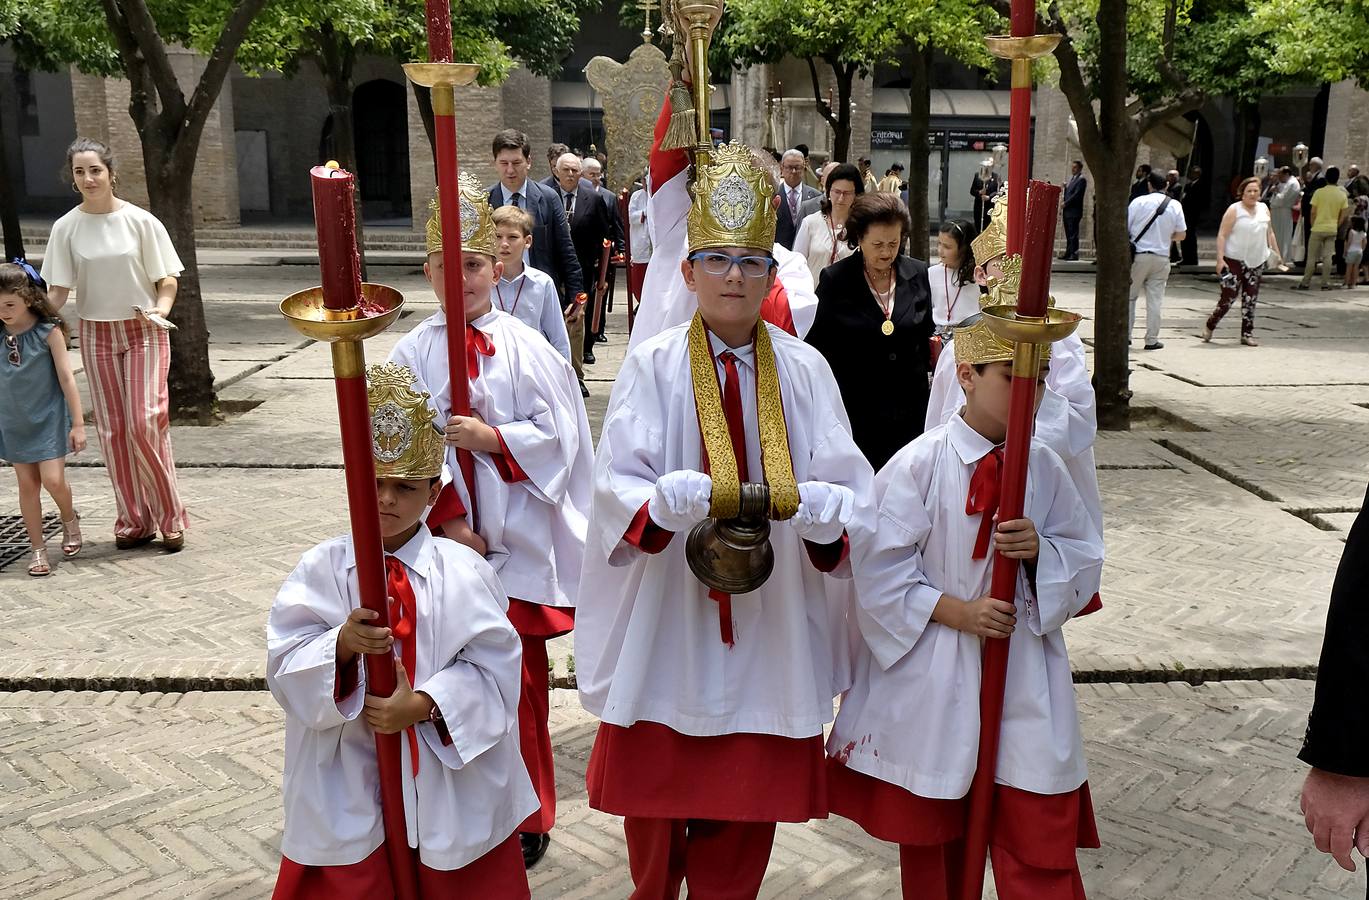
[870,118,1015,226]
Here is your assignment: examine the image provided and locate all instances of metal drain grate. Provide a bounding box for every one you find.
[0,513,61,571]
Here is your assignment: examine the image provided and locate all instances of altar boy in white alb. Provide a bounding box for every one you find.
[266,362,536,898]
[828,316,1105,900]
[576,142,875,898]
[387,174,594,867]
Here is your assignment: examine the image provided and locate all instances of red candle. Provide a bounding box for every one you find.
[1010,0,1033,36]
[426,0,453,62]
[310,163,363,311]
[1016,180,1061,318]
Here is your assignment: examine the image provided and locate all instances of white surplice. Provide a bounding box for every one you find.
[266,526,539,869]
[388,308,593,608]
[630,164,818,351]
[576,322,875,738]
[831,415,1104,799]
[925,331,1103,535]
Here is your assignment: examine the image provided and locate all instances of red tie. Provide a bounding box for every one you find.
[707,351,749,647]
[965,448,1004,560]
[384,555,421,776]
[466,324,495,379]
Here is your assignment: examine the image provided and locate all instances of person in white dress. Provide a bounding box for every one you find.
[829,316,1105,900]
[266,362,536,898]
[928,218,982,367]
[388,173,594,869]
[1265,166,1302,261]
[576,142,874,899]
[792,162,863,284]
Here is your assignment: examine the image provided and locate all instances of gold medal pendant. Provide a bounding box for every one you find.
[881,320,895,336]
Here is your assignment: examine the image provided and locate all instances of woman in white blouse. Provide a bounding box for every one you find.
[793,163,863,283]
[1203,176,1280,347]
[41,138,189,552]
[928,219,981,339]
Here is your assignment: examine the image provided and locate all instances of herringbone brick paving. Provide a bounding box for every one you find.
[0,682,1356,899]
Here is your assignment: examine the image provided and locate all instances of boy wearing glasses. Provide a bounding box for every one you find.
[575,142,875,898]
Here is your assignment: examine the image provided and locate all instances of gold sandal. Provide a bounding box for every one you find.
[61,514,82,558]
[28,547,51,577]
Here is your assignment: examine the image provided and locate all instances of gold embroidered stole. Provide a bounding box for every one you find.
[687,313,800,521]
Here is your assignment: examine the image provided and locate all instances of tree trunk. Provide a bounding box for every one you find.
[1054,0,1137,430]
[412,83,437,174]
[906,46,931,259]
[145,148,217,423]
[320,54,367,279]
[832,66,853,163]
[0,107,26,260]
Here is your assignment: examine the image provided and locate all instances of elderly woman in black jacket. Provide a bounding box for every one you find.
[805,192,932,471]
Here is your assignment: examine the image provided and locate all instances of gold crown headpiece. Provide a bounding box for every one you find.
[969,183,1022,309]
[953,314,1052,367]
[687,142,778,254]
[368,363,445,480]
[426,171,497,258]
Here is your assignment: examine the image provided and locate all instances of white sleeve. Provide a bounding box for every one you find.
[414,560,523,769]
[1035,334,1097,462]
[40,218,77,290]
[592,355,667,563]
[792,214,814,260]
[491,343,587,505]
[537,280,574,363]
[265,546,367,730]
[1019,449,1105,636]
[139,211,184,281]
[850,443,944,670]
[924,344,963,432]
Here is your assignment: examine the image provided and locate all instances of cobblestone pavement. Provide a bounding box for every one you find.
[1,265,1365,895]
[0,682,1356,899]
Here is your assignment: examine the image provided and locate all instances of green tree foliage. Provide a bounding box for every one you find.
[1254,0,1368,85]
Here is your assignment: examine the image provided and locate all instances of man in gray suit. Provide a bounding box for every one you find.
[776,149,821,250]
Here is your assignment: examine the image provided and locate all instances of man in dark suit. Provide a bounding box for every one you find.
[552,152,614,369]
[486,129,587,395]
[1129,164,1153,202]
[1060,160,1087,260]
[775,149,820,250]
[541,142,592,193]
[1298,484,1369,876]
[581,157,624,346]
[1177,165,1205,266]
[971,170,1001,232]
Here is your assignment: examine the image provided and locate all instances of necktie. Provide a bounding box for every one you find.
[564,191,573,221]
[465,324,495,379]
[384,555,421,776]
[511,191,522,209]
[965,447,1005,560]
[788,186,798,220]
[708,351,749,646]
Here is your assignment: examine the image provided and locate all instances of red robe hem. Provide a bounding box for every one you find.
[587,720,827,822]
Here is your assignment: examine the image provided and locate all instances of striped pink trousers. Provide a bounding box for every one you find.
[80,318,188,537]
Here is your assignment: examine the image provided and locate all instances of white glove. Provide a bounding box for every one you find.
[648,470,713,532]
[792,481,854,545]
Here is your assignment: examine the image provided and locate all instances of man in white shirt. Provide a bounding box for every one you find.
[1127,171,1187,350]
[627,175,651,307]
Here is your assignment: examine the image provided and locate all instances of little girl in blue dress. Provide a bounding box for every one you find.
[0,261,85,575]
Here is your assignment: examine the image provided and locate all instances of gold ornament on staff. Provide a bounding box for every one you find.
[584,0,672,194]
[658,0,725,161]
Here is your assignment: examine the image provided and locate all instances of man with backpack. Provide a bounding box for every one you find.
[1127,171,1188,351]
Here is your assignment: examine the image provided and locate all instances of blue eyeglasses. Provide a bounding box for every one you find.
[687,251,777,279]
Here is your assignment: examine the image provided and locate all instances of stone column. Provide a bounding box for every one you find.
[730,63,770,148]
[69,49,239,225]
[1323,80,1369,169]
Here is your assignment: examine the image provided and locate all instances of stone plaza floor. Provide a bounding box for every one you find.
[0,263,1364,897]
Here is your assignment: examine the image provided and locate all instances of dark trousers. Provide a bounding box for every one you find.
[1180,228,1198,266]
[1062,212,1082,258]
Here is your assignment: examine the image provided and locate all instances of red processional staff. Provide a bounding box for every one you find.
[404,4,482,521]
[280,163,417,898]
[590,238,613,336]
[957,4,1080,897]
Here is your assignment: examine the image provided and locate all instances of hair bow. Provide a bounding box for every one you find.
[9,258,46,291]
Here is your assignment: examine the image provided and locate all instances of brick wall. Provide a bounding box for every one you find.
[69,48,239,225]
